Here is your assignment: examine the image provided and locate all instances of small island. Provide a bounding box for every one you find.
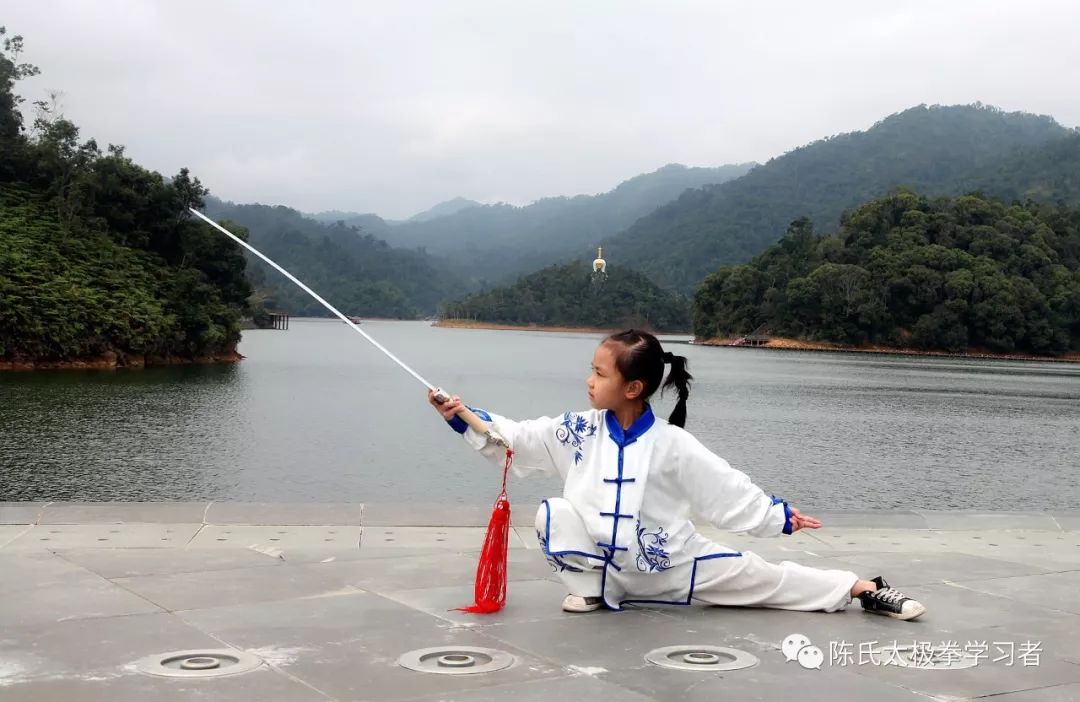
[692,191,1080,361]
[437,259,692,334]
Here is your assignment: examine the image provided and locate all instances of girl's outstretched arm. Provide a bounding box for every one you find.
[677,430,812,537]
[428,389,561,478]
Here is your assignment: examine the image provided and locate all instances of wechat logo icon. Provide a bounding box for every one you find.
[782,633,825,670]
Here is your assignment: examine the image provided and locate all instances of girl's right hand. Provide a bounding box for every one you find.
[788,506,822,531]
[428,389,464,421]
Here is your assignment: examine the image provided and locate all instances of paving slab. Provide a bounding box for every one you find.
[643,599,1080,701]
[694,526,836,553]
[0,523,201,551]
[898,531,1080,572]
[810,529,1080,566]
[885,582,1080,649]
[0,524,32,548]
[204,502,363,525]
[393,675,661,702]
[810,510,929,529]
[0,668,331,702]
[361,525,526,550]
[382,579,571,627]
[950,571,1080,616]
[308,545,458,564]
[325,549,557,592]
[915,511,1063,531]
[360,502,501,527]
[37,502,208,524]
[0,572,163,626]
[598,663,932,702]
[815,551,1055,588]
[983,683,1080,701]
[644,598,942,654]
[4,504,1078,701]
[481,607,929,701]
[0,611,329,701]
[176,589,567,701]
[112,561,367,612]
[846,641,1080,700]
[0,502,47,524]
[188,524,365,552]
[55,547,289,579]
[1052,512,1080,531]
[0,551,97,595]
[513,525,544,550]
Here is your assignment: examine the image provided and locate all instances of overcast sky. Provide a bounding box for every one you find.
[7,1,1080,219]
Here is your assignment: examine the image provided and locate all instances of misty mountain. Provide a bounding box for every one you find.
[204,198,462,318]
[600,104,1074,291]
[407,196,482,222]
[384,162,755,283]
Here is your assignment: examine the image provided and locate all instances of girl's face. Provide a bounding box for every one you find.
[587,342,642,410]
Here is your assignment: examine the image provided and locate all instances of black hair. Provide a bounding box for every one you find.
[602,329,693,428]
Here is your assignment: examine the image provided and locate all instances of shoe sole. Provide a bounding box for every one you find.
[868,602,926,621]
[563,603,603,613]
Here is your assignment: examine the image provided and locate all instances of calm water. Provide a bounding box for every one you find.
[2,319,1078,509]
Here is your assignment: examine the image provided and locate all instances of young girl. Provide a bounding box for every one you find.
[428,329,926,620]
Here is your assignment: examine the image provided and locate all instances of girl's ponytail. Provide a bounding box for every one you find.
[661,351,692,428]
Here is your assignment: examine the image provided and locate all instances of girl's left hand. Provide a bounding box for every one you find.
[789,506,822,531]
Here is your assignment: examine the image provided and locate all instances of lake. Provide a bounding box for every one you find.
[2,319,1078,510]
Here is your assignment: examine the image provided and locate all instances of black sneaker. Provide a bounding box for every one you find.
[858,576,926,621]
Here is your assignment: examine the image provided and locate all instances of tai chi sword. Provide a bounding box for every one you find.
[188,207,508,447]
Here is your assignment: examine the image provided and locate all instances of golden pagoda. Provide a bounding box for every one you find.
[592,246,607,274]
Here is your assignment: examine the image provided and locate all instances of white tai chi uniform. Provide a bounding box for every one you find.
[449,404,858,612]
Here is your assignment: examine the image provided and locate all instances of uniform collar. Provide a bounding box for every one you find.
[604,404,656,447]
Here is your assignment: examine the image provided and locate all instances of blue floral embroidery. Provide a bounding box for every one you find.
[555,412,597,464]
[536,530,583,572]
[635,519,671,573]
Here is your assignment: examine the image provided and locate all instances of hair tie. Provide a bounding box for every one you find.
[662,351,675,363]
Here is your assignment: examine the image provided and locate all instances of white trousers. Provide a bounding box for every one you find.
[535,498,858,612]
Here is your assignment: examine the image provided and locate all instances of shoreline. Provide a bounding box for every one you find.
[0,350,245,372]
[698,336,1080,363]
[433,319,690,334]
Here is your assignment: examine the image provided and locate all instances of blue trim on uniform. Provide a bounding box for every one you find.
[597,408,658,609]
[614,551,744,609]
[539,499,608,565]
[449,406,492,434]
[771,495,794,535]
[604,404,655,446]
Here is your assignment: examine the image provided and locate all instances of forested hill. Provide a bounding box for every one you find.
[204,198,464,318]
[602,104,1075,291]
[693,191,1080,356]
[0,29,251,368]
[440,261,692,332]
[971,131,1080,204]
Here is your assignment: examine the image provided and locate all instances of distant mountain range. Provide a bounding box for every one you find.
[212,102,1080,323]
[204,199,464,318]
[214,162,757,316]
[297,163,755,285]
[405,196,482,222]
[599,104,1078,290]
